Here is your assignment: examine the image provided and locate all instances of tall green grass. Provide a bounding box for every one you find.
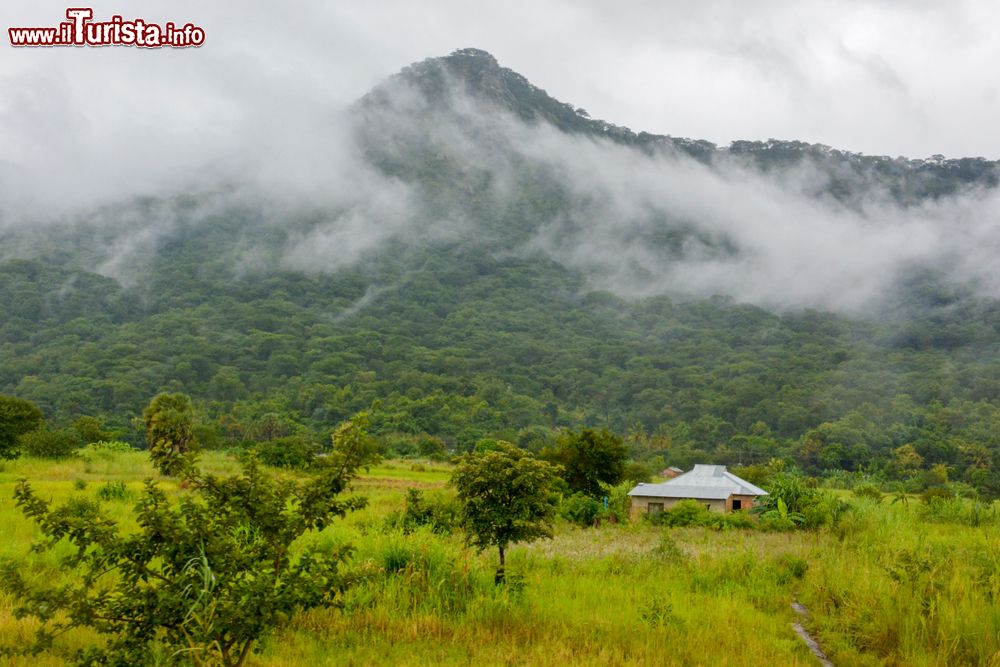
[2,452,999,665]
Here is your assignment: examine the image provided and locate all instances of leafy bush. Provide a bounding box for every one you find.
[651,500,715,528]
[652,532,687,563]
[19,428,82,458]
[96,480,131,502]
[249,434,320,469]
[385,488,460,535]
[756,473,843,529]
[417,435,447,460]
[649,500,757,530]
[640,598,683,628]
[920,487,955,504]
[720,510,755,529]
[600,481,633,523]
[853,483,884,502]
[142,393,198,476]
[74,440,136,463]
[560,493,602,527]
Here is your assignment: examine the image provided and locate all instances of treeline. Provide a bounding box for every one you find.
[2,228,1000,496]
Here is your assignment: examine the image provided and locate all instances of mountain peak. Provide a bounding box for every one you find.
[443,47,499,64]
[360,47,607,135]
[358,48,720,160]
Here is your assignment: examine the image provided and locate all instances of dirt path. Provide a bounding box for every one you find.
[791,600,833,667]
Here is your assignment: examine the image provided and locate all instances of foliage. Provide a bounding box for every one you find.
[640,598,683,629]
[1,449,1000,664]
[649,499,755,530]
[451,442,560,583]
[543,428,627,497]
[757,497,806,531]
[142,393,199,476]
[650,499,716,528]
[651,532,687,563]
[18,428,82,459]
[0,395,44,460]
[71,416,112,445]
[852,483,884,502]
[384,488,459,535]
[755,473,844,530]
[621,460,652,484]
[0,414,379,667]
[559,493,601,527]
[95,480,131,502]
[249,434,321,470]
[75,440,137,463]
[920,486,955,504]
[600,481,634,523]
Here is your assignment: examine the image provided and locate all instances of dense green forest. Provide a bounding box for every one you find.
[2,48,1000,495]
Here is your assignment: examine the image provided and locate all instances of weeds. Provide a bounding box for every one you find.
[95,480,130,501]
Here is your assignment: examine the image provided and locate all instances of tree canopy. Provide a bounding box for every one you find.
[544,428,628,497]
[142,392,198,476]
[0,394,44,459]
[451,442,560,582]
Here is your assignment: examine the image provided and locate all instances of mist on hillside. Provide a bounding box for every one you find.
[1,52,999,315]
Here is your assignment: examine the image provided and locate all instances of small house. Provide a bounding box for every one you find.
[660,466,683,479]
[628,464,767,515]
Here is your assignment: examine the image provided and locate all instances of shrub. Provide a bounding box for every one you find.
[651,499,714,528]
[757,473,843,529]
[560,493,602,527]
[652,532,687,563]
[19,428,82,458]
[853,483,883,502]
[640,598,683,628]
[920,487,955,504]
[75,440,136,463]
[600,481,633,523]
[774,555,809,583]
[142,393,198,476]
[417,435,447,460]
[96,481,131,502]
[249,434,320,469]
[719,510,755,530]
[385,488,460,535]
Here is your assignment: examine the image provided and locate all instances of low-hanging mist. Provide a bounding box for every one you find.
[2,48,999,317]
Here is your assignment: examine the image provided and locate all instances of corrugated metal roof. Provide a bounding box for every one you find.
[628,464,768,499]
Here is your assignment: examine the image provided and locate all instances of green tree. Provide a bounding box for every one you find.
[71,415,111,445]
[544,428,627,496]
[0,395,44,459]
[1,414,378,667]
[142,393,198,476]
[451,442,560,583]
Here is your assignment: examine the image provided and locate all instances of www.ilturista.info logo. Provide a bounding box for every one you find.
[9,8,205,48]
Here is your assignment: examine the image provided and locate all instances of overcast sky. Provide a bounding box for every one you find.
[1,0,998,217]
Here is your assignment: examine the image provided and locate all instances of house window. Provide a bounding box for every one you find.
[732,499,742,510]
[647,502,663,514]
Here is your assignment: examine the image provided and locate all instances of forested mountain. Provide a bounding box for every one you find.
[2,48,999,492]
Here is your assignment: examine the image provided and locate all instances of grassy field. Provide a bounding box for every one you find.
[1,452,999,666]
